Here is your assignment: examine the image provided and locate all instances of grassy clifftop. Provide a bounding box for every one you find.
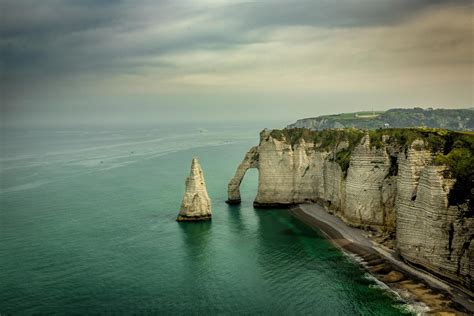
[268,127,473,213]
[269,127,472,152]
[287,108,474,131]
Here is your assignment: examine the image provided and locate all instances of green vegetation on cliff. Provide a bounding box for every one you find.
[433,133,474,216]
[287,108,473,131]
[269,127,473,211]
[270,128,365,150]
[269,128,365,176]
[368,128,448,151]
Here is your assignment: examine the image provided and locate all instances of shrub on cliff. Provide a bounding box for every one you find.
[434,134,474,216]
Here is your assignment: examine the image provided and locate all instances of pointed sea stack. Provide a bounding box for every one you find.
[176,157,212,221]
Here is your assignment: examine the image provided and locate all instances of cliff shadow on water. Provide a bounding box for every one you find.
[178,221,213,259]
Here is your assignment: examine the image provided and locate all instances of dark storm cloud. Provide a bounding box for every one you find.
[0,0,472,127]
[1,0,470,86]
[0,0,472,121]
[0,0,238,93]
[1,1,121,38]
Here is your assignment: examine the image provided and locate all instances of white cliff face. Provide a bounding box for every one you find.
[255,133,296,205]
[248,133,396,229]
[344,136,394,229]
[228,130,473,291]
[396,145,473,290]
[177,158,212,221]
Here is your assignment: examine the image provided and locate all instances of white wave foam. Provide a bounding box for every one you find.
[364,273,430,316]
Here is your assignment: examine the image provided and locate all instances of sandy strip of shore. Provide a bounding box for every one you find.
[290,203,474,315]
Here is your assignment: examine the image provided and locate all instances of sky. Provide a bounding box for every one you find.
[1,0,473,127]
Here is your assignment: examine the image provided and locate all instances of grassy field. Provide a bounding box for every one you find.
[333,111,384,120]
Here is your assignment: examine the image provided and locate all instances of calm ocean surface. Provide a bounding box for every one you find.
[1,123,413,315]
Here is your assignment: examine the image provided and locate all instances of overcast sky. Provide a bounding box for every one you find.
[1,0,473,127]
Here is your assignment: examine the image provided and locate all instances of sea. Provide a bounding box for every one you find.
[0,122,415,315]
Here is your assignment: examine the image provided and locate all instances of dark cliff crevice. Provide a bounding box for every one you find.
[388,155,398,176]
[448,223,454,260]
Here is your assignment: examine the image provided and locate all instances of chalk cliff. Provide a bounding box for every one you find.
[228,128,473,291]
[177,157,212,221]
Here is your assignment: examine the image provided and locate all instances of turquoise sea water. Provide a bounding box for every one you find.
[0,123,412,315]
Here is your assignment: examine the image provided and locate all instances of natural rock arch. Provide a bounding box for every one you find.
[226,146,259,204]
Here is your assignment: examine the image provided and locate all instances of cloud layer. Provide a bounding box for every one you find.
[1,0,472,126]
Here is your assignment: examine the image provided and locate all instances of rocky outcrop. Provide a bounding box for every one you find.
[228,128,473,291]
[177,157,212,221]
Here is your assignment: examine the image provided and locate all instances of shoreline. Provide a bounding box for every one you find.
[289,203,474,315]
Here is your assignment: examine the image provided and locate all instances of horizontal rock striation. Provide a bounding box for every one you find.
[397,147,473,290]
[228,128,473,292]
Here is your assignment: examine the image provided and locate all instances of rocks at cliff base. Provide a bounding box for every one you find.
[383,271,405,283]
[177,157,212,222]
